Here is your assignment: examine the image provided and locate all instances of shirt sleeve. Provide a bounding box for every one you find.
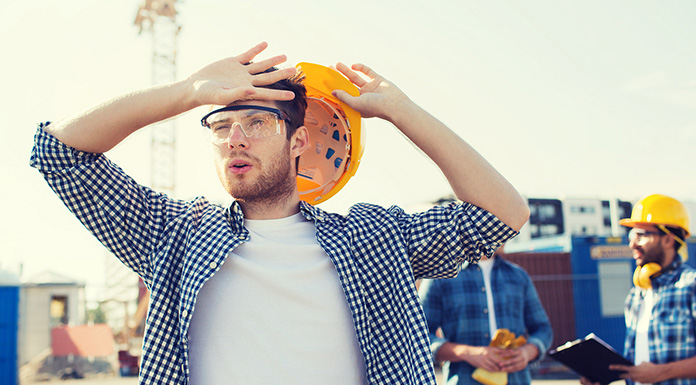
[418,278,448,362]
[29,123,187,283]
[522,271,553,362]
[394,201,518,279]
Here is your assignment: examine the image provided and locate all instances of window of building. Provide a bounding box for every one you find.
[597,261,632,316]
[539,204,558,221]
[571,205,595,214]
[50,295,68,327]
[602,201,612,226]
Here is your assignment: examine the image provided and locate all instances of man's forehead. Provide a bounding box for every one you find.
[202,103,285,127]
[223,99,278,109]
[208,107,269,121]
[633,224,661,232]
[208,98,277,112]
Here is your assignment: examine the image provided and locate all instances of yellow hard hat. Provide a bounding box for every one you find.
[295,62,364,204]
[619,194,690,237]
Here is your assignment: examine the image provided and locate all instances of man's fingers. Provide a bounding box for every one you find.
[236,42,268,65]
[251,66,297,86]
[247,55,289,75]
[243,87,296,102]
[212,87,294,105]
[335,62,368,87]
[330,89,352,105]
[609,364,631,372]
[351,63,379,80]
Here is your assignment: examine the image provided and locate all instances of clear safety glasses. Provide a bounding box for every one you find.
[628,228,664,244]
[200,105,290,143]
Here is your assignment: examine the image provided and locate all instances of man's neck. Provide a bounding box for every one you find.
[239,194,302,220]
[660,250,677,270]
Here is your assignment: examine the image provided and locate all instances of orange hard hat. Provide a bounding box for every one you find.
[295,62,364,204]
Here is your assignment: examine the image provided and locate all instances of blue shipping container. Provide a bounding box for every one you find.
[570,236,696,353]
[0,272,20,385]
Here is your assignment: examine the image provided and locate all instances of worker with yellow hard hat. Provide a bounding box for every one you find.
[581,194,696,385]
[619,194,691,288]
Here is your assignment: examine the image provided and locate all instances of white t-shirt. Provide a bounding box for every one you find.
[188,213,366,384]
[634,288,653,385]
[478,257,498,337]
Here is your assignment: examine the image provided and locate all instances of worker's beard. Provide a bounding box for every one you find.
[635,243,667,268]
[218,146,296,207]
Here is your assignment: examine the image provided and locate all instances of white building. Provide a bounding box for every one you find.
[505,197,695,253]
[18,271,86,365]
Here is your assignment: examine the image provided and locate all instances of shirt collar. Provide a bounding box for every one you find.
[225,200,327,230]
[225,200,246,233]
[652,259,683,287]
[299,200,327,222]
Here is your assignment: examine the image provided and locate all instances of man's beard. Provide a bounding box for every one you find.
[220,146,296,206]
[637,244,666,267]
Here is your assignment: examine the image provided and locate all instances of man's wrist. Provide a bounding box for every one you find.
[382,95,418,127]
[521,344,539,363]
[177,78,203,111]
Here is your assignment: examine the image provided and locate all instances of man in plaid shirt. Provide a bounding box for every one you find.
[582,194,696,385]
[30,42,529,384]
[419,251,553,385]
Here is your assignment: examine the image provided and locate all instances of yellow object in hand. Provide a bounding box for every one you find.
[471,329,527,385]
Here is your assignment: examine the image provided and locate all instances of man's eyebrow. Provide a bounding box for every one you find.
[215,108,269,120]
[242,109,273,117]
[208,116,233,124]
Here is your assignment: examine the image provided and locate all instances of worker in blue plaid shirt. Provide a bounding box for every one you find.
[582,194,696,385]
[419,250,553,385]
[31,42,530,384]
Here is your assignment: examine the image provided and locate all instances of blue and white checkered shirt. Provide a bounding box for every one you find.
[624,261,696,385]
[31,124,518,384]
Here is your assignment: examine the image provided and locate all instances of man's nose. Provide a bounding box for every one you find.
[226,123,249,148]
[629,236,639,249]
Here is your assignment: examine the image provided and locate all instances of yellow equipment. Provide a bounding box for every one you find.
[471,329,527,385]
[619,194,690,236]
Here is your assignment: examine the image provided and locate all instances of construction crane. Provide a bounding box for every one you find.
[134,0,181,195]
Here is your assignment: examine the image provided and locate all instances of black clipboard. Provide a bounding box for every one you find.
[549,333,633,385]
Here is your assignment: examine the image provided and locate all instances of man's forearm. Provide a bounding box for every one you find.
[385,99,530,231]
[659,356,696,381]
[43,80,195,153]
[435,341,473,363]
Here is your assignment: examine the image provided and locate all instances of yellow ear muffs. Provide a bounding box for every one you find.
[633,262,662,289]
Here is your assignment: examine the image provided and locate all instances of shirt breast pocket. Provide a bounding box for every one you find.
[656,308,692,342]
[502,281,526,315]
[658,308,690,324]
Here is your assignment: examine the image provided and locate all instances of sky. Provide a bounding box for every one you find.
[1,0,695,299]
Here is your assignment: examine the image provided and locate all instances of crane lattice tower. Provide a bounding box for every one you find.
[134,0,181,195]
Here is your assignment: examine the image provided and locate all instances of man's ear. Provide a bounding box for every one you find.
[290,125,309,158]
[662,233,676,249]
[658,233,679,264]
